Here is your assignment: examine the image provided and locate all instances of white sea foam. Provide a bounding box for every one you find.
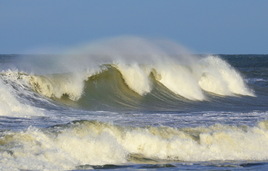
[154,61,205,100]
[115,63,152,95]
[0,72,44,117]
[113,54,254,100]
[1,121,268,170]
[198,56,254,96]
[28,73,86,101]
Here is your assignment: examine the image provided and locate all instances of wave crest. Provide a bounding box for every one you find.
[28,73,85,101]
[0,38,255,111]
[1,55,254,110]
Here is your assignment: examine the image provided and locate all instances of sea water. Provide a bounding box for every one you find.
[0,37,268,170]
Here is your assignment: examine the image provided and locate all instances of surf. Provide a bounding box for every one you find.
[1,120,268,170]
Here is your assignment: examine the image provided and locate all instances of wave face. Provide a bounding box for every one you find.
[0,38,268,170]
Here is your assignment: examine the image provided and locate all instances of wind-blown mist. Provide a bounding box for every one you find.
[13,37,254,103]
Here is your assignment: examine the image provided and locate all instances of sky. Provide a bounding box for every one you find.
[0,0,267,54]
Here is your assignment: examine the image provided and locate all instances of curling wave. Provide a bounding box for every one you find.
[29,55,255,100]
[0,37,255,112]
[0,55,254,111]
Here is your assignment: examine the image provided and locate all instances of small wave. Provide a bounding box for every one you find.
[247,78,268,83]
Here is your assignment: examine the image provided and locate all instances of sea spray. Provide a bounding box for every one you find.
[3,37,254,104]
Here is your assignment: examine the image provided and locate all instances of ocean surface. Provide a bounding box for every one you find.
[0,38,268,170]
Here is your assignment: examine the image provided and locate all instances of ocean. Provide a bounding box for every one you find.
[0,38,268,170]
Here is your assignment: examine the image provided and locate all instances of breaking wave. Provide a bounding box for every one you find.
[1,120,268,170]
[0,55,254,111]
[0,37,254,113]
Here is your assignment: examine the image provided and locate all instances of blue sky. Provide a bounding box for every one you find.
[0,0,267,54]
